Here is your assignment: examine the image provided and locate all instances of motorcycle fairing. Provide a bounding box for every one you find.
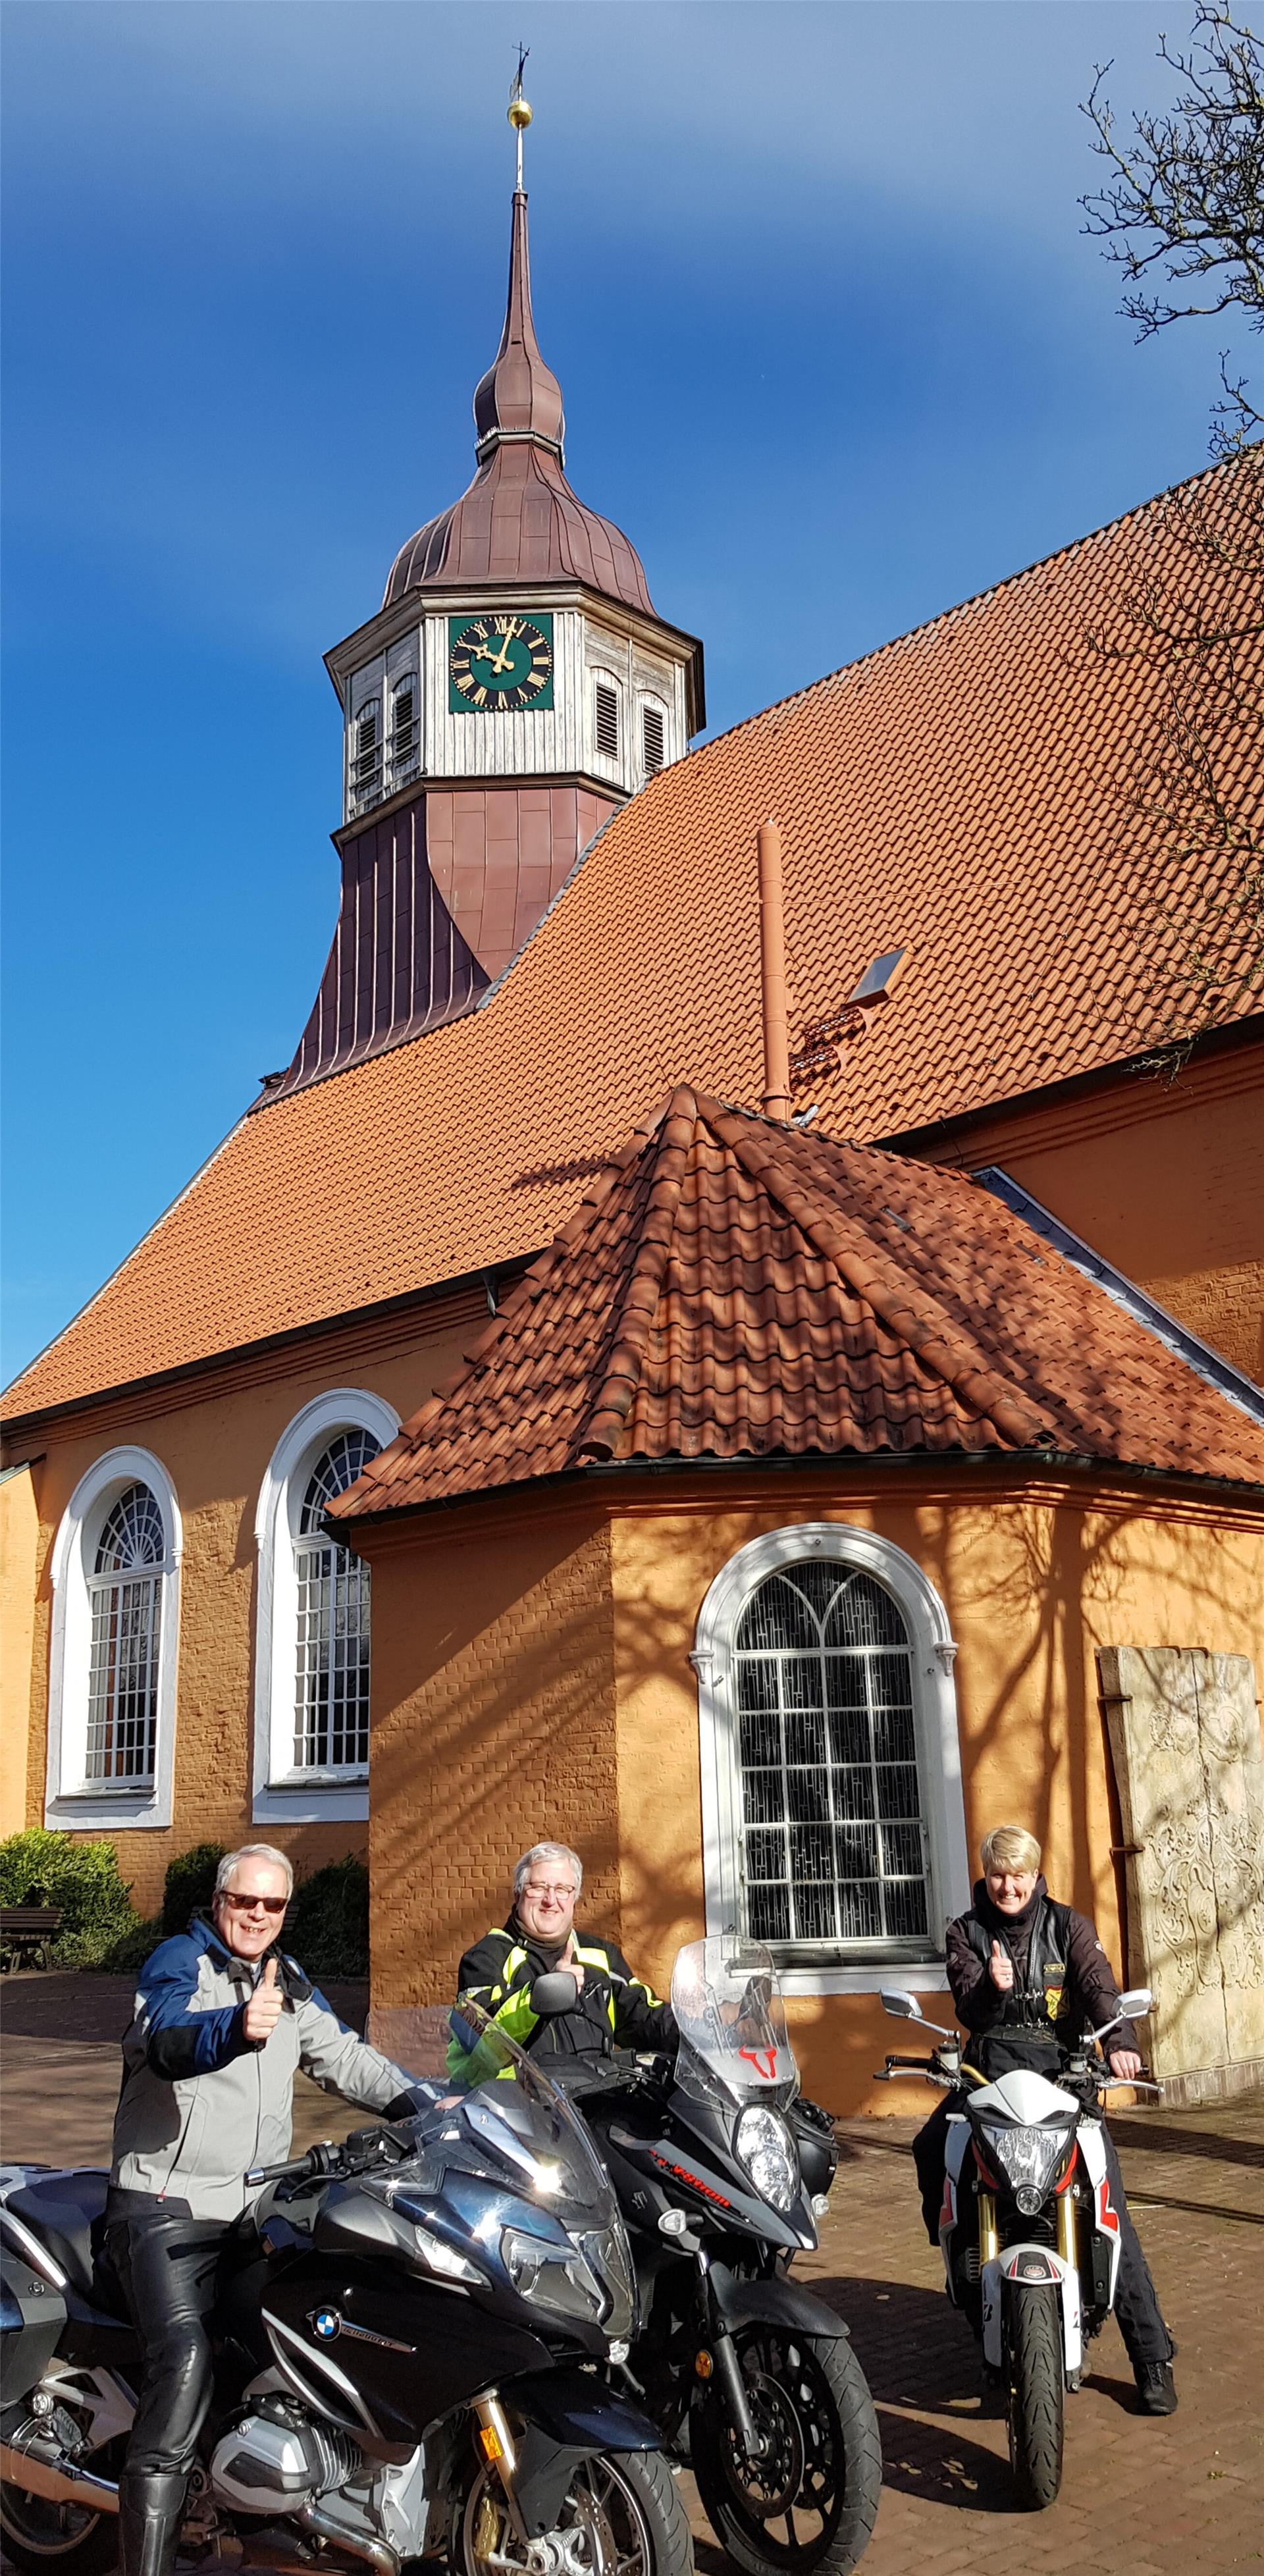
[979,2247,1082,2375]
[967,2070,1080,2122]
[259,2251,558,2443]
[1074,2118,1122,2305]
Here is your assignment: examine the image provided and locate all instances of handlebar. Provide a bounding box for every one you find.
[245,2120,415,2192]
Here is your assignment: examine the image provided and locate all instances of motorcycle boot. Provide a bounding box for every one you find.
[118,2469,191,2576]
[1134,2360,1178,2415]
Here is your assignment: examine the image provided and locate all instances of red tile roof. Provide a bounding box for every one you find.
[5,457,1261,1424]
[329,1088,1264,1517]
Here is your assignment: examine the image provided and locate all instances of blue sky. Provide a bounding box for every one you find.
[2,0,1248,1389]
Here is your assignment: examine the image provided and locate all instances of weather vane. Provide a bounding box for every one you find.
[508,45,532,192]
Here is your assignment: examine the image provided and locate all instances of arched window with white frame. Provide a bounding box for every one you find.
[253,1391,400,1825]
[46,1447,182,1830]
[693,1525,970,1996]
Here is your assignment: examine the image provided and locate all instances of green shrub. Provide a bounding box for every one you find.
[102,1914,163,1977]
[288,1856,369,1981]
[0,1829,138,1968]
[162,1842,226,1935]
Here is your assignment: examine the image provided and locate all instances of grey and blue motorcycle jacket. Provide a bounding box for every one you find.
[111,1914,412,2221]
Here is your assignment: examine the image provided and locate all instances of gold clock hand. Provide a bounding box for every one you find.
[478,623,521,677]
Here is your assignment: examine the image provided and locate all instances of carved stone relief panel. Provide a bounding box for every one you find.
[1098,1646,1263,2076]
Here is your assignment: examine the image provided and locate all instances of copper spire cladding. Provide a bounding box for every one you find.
[382,192,654,616]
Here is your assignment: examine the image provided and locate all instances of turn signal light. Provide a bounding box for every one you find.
[695,2350,714,2380]
[478,2427,504,2463]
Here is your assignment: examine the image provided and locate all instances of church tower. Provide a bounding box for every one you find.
[265,91,704,1103]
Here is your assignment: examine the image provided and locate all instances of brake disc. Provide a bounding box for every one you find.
[724,2372,806,2517]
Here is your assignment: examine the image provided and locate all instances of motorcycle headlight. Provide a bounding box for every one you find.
[735,2107,799,2213]
[500,2226,606,2325]
[978,2122,1069,2201]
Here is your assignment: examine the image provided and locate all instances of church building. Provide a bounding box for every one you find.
[3,128,1262,2112]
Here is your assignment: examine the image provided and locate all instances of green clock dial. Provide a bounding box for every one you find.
[448,612,554,714]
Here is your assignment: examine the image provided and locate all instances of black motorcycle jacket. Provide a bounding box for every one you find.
[450,1916,675,2074]
[946,1877,1136,2077]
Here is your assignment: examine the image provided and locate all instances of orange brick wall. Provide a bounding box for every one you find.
[361,1472,1264,2116]
[916,1044,1264,1382]
[10,1294,487,1916]
[369,1510,620,2010]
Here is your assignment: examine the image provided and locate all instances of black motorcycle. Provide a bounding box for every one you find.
[0,2007,692,2576]
[531,1939,880,2576]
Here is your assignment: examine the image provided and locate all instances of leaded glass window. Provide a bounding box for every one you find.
[734,1561,930,1948]
[86,1483,167,1783]
[292,1429,381,1774]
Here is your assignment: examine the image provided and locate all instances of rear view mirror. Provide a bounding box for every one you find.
[880,1989,924,2021]
[1117,1988,1153,2021]
[531,1972,579,2018]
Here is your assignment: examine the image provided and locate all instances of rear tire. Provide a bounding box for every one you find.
[0,2482,118,2576]
[691,2327,881,2576]
[1005,2284,1065,2510]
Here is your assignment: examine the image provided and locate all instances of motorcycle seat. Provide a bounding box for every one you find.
[7,2169,110,2300]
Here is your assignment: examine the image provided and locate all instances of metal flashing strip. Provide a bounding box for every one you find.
[973,1167,1264,1427]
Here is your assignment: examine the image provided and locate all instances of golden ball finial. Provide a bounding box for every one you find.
[508,93,533,132]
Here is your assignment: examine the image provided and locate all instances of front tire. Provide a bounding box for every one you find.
[691,2328,881,2576]
[1005,2284,1065,2510]
[456,2448,692,2576]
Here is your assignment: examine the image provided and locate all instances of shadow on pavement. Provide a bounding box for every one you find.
[1109,2116,1264,2171]
[805,2273,1016,2513]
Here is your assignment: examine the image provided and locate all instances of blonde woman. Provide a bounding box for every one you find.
[910,1826,1177,2415]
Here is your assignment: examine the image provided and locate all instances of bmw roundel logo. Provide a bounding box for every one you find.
[309,2307,341,2341]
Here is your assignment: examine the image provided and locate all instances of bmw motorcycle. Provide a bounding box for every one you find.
[879,1983,1159,2509]
[533,1939,881,2576]
[0,2006,692,2576]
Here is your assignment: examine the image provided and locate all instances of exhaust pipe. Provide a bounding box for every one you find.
[299,2502,400,2575]
[0,2440,120,2514]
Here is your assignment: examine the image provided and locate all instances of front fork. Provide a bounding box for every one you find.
[694,2251,768,2463]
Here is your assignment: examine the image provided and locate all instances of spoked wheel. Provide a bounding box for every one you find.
[1004,2283,1065,2510]
[0,2481,117,2576]
[456,2449,692,2576]
[691,2327,881,2576]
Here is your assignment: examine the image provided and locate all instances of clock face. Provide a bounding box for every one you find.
[448,612,554,714]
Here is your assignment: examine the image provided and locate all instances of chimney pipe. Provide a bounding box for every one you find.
[758,820,792,1120]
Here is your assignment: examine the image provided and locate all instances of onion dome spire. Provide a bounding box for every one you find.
[473,188,565,463]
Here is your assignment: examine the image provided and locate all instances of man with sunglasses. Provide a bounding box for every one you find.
[105,1843,417,2576]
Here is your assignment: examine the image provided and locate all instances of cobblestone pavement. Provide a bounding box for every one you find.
[3,1979,1261,2575]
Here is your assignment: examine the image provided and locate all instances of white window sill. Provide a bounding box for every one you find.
[253,1776,369,1827]
[47,1786,166,1831]
[776,1960,952,1999]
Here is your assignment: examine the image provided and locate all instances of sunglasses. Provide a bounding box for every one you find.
[221,1893,288,1916]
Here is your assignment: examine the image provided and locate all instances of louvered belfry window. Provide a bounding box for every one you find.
[594,681,620,762]
[388,677,419,791]
[86,1483,167,1783]
[293,1429,381,1774]
[350,701,382,812]
[641,702,665,775]
[734,1562,930,1947]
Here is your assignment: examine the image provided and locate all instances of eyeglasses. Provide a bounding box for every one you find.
[524,1882,576,1900]
[222,1893,288,1916]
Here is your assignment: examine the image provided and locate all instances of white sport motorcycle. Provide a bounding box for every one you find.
[879,1985,1159,2509]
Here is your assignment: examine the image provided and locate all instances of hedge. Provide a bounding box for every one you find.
[0,1829,137,1968]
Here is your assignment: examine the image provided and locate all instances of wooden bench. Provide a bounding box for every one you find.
[0,1906,65,1971]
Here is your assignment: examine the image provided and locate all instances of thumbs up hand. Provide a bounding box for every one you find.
[562,1933,585,1993]
[988,1939,1015,1993]
[244,1955,284,2044]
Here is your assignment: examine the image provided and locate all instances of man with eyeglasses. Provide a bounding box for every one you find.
[105,1843,418,2576]
[450,1841,674,2074]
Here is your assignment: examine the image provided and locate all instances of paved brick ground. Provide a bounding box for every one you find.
[3,1978,1261,2574]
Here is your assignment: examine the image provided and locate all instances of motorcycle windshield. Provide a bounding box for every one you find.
[399,2001,621,2233]
[670,1937,800,2112]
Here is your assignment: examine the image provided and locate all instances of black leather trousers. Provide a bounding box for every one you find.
[911,2095,1174,2367]
[105,2205,232,2485]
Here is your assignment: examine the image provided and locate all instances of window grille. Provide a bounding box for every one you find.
[641,702,666,775]
[293,1429,381,1774]
[388,678,419,792]
[86,1483,167,1784]
[733,1562,930,1948]
[350,701,382,813]
[594,681,620,762]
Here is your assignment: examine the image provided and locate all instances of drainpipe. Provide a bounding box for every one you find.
[758,820,792,1120]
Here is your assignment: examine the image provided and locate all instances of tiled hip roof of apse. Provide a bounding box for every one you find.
[4,455,1261,1423]
[327,1088,1264,1515]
